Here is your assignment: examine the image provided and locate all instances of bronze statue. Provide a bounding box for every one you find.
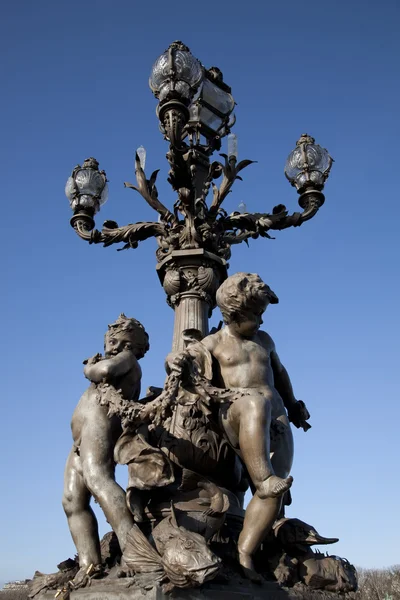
[47,40,357,598]
[172,272,311,582]
[61,314,149,582]
[29,286,357,597]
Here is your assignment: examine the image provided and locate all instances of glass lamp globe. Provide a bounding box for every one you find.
[149,41,203,104]
[285,134,333,193]
[65,157,108,214]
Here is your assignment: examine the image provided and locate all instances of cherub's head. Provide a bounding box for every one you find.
[104,313,149,359]
[216,272,278,337]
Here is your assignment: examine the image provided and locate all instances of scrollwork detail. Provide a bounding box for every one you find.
[70,140,326,297]
[163,262,220,308]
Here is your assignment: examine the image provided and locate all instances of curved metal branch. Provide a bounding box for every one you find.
[219,190,325,247]
[71,211,169,251]
[124,153,176,224]
[267,190,325,230]
[208,154,256,217]
[70,212,101,243]
[100,220,168,251]
[220,210,282,238]
[221,230,263,247]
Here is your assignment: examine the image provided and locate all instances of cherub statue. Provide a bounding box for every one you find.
[170,273,310,582]
[62,314,149,581]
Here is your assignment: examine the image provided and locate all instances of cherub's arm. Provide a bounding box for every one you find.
[270,341,311,431]
[165,333,218,377]
[84,350,136,384]
[270,346,297,409]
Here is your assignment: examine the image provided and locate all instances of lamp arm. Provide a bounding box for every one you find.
[221,230,261,246]
[219,190,325,244]
[70,212,99,242]
[71,212,169,251]
[268,190,325,230]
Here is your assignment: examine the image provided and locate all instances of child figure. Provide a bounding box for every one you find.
[184,273,310,582]
[62,314,149,580]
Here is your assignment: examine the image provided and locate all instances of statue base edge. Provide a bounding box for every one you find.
[27,578,354,600]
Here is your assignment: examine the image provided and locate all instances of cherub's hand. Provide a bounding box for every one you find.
[287,400,311,431]
[165,351,190,374]
[139,398,160,422]
[83,353,103,366]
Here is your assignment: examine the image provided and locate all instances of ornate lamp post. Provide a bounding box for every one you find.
[49,42,359,596]
[66,41,333,350]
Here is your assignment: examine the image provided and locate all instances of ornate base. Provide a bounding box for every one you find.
[33,578,352,600]
[26,518,357,600]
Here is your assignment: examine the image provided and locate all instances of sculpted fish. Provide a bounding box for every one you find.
[123,505,221,589]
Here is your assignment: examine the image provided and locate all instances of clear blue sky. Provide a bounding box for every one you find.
[1,0,399,584]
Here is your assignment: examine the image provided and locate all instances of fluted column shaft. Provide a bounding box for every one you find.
[156,249,228,352]
[172,294,210,351]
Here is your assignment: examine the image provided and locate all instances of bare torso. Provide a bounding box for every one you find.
[71,358,142,447]
[203,329,287,421]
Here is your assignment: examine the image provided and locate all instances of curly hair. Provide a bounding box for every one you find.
[216,272,278,325]
[105,313,149,359]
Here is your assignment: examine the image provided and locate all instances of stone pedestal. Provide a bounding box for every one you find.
[36,581,289,600]
[33,579,348,600]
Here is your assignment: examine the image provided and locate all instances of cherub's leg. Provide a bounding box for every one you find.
[80,414,134,553]
[239,418,294,581]
[222,395,293,582]
[62,449,102,568]
[238,495,282,581]
[224,394,292,496]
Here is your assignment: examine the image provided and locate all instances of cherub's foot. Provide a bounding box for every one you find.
[238,551,262,584]
[115,555,135,579]
[71,567,88,588]
[257,475,293,500]
[71,564,103,589]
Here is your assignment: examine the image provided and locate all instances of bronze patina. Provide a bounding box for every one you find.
[29,42,357,600]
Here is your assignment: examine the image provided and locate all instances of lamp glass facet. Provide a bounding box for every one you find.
[99,182,109,206]
[74,168,105,197]
[65,176,76,205]
[66,166,107,213]
[200,79,234,116]
[197,106,223,132]
[188,77,235,136]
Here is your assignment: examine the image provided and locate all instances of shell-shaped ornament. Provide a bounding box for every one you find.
[197,266,218,294]
[74,168,107,199]
[163,268,181,296]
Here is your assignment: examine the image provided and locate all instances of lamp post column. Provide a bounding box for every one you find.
[156,249,227,351]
